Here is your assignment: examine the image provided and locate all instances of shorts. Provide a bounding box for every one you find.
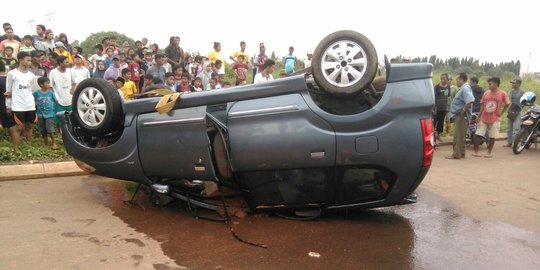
[0,111,15,128]
[38,117,55,135]
[476,121,500,138]
[54,103,72,125]
[13,111,38,126]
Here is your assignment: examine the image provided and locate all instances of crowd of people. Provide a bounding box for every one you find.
[0,22,317,155]
[433,72,526,159]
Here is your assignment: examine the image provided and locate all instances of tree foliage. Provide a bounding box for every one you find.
[418,55,521,77]
[80,31,135,57]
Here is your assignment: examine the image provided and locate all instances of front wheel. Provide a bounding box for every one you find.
[512,127,532,155]
[72,78,123,136]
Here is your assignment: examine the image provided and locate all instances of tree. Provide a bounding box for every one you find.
[80,31,136,58]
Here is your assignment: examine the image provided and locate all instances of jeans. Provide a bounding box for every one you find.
[507,114,522,144]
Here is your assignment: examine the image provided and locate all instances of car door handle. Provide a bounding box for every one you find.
[310,151,326,158]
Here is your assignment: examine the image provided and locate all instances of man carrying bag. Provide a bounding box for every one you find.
[504,79,524,147]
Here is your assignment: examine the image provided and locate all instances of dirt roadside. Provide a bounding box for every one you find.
[421,143,540,232]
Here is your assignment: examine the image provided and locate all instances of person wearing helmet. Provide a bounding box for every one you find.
[504,79,525,147]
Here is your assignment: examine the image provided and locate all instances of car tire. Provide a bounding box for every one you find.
[311,30,378,96]
[72,78,123,136]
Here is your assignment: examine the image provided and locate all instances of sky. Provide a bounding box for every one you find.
[5,0,540,73]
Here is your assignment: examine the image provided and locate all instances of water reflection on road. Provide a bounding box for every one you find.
[84,176,540,270]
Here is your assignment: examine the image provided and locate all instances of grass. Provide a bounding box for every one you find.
[0,127,71,164]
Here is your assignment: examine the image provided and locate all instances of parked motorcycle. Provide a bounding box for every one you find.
[513,92,539,155]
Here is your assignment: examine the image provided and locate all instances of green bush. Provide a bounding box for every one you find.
[0,127,71,164]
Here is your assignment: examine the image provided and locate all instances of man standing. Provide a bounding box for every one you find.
[469,76,484,114]
[504,79,524,147]
[164,36,184,67]
[5,52,36,154]
[283,46,297,75]
[445,73,475,160]
[49,56,74,127]
[472,77,509,157]
[433,73,450,142]
[146,53,166,83]
[70,55,90,88]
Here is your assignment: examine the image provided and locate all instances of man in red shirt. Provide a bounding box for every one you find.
[472,77,510,158]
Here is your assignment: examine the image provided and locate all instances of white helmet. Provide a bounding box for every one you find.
[520,91,536,106]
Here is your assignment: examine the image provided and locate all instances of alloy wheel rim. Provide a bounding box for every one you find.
[77,87,106,127]
[320,40,367,88]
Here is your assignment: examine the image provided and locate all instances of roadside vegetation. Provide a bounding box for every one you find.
[0,128,70,164]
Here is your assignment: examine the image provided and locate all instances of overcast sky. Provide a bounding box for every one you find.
[5,0,540,73]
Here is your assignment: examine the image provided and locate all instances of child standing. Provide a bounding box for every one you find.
[115,77,126,101]
[121,68,136,100]
[232,55,249,85]
[33,77,58,149]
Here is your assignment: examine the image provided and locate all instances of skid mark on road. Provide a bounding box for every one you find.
[61,232,90,238]
[41,217,57,223]
[74,218,96,226]
[124,238,145,247]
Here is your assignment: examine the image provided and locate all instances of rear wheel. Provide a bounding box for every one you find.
[72,78,123,136]
[312,30,378,96]
[513,127,532,154]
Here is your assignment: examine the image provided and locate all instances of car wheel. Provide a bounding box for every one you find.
[311,30,378,96]
[72,78,123,136]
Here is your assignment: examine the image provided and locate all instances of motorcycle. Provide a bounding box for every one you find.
[513,103,540,155]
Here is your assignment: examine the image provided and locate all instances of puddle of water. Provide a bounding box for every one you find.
[84,176,540,270]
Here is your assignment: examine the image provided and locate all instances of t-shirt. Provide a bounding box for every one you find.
[6,68,36,111]
[230,51,250,64]
[122,80,137,99]
[33,89,56,118]
[284,54,296,74]
[253,72,274,84]
[0,39,22,58]
[70,66,90,87]
[232,63,249,81]
[480,90,510,124]
[49,68,73,106]
[434,84,450,111]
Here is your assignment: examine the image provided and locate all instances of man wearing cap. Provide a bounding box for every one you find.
[504,79,525,147]
[54,41,73,65]
[104,55,122,80]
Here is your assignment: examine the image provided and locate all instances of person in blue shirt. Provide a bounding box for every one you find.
[283,46,297,75]
[33,76,58,149]
[446,72,475,159]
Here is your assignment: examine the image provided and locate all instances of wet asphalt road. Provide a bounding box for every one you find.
[1,172,539,269]
[89,176,539,270]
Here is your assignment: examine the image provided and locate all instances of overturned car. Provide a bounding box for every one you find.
[60,30,435,214]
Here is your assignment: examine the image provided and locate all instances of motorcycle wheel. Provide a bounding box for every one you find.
[512,127,532,155]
